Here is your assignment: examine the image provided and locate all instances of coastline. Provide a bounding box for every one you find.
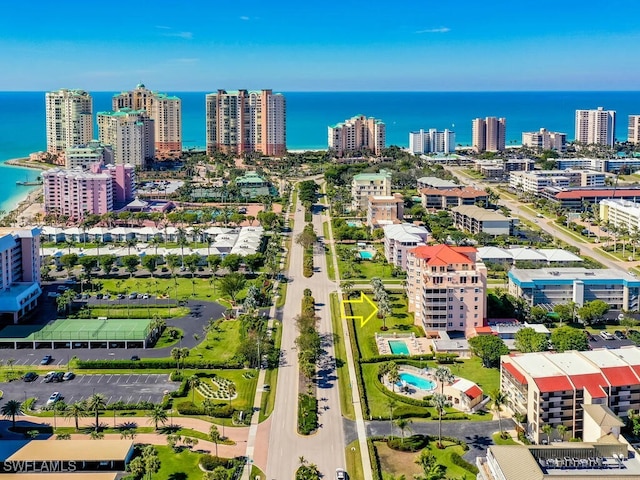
[0,158,46,225]
[3,157,52,171]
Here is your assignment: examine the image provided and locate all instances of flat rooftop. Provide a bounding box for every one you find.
[7,440,133,462]
[509,267,640,284]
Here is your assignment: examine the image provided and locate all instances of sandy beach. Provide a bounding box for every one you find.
[0,158,47,225]
[4,157,52,171]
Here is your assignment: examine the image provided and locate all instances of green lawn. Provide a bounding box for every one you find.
[337,245,397,280]
[345,440,364,480]
[450,357,500,394]
[189,319,243,363]
[493,433,518,445]
[346,292,421,360]
[154,445,214,479]
[97,276,233,304]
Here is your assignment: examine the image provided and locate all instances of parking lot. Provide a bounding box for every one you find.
[1,373,177,407]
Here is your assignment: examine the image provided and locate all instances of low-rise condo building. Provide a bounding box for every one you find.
[351,170,392,212]
[451,205,517,236]
[522,128,567,152]
[0,227,41,323]
[555,157,640,173]
[367,194,404,227]
[382,223,429,269]
[420,187,488,210]
[64,142,114,170]
[509,170,606,196]
[416,177,459,190]
[500,346,640,444]
[409,128,455,154]
[543,187,640,211]
[406,244,487,336]
[329,115,386,156]
[599,199,640,236]
[234,171,275,199]
[508,267,640,310]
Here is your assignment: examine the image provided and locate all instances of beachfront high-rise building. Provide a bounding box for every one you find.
[522,128,567,152]
[205,89,286,157]
[0,227,42,324]
[406,244,487,336]
[409,128,455,154]
[628,115,640,145]
[472,117,506,153]
[329,115,386,156]
[575,107,616,147]
[112,84,182,157]
[97,109,155,168]
[45,89,93,155]
[43,163,136,220]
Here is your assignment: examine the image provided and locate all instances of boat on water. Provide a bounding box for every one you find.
[16,180,43,186]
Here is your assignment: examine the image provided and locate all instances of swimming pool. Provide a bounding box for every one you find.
[388,340,409,355]
[398,372,436,391]
[347,221,360,227]
[359,250,373,260]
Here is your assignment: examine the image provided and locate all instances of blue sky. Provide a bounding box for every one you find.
[1,0,638,91]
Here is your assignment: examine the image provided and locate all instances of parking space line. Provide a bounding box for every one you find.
[144,375,149,384]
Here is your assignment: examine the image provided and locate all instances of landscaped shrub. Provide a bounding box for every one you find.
[297,394,318,435]
[368,439,383,480]
[450,452,479,474]
[200,454,232,471]
[303,249,314,277]
[387,434,429,452]
[175,401,203,415]
[435,353,458,364]
[76,358,242,370]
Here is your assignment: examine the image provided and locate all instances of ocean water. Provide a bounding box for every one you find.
[2,91,640,210]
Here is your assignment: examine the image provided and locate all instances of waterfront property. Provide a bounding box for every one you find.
[406,244,487,337]
[522,128,567,152]
[375,332,429,356]
[542,186,640,211]
[45,89,93,155]
[472,117,506,153]
[507,267,640,310]
[409,128,455,154]
[383,223,429,270]
[599,198,640,236]
[575,107,616,147]
[328,114,386,156]
[97,108,155,168]
[501,346,640,443]
[420,186,488,210]
[477,246,583,266]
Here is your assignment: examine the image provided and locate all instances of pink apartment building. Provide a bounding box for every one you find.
[367,193,404,227]
[43,163,136,220]
[406,244,487,337]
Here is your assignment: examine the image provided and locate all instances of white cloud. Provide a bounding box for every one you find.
[416,27,450,34]
[155,25,171,30]
[240,16,250,21]
[164,31,193,40]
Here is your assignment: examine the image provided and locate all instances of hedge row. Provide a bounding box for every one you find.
[367,438,383,480]
[387,434,429,452]
[450,452,479,474]
[303,247,314,277]
[175,400,234,418]
[75,359,243,370]
[345,316,370,419]
[360,354,435,364]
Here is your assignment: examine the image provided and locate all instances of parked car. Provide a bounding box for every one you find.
[336,468,346,480]
[40,355,52,365]
[22,372,38,382]
[128,292,138,300]
[52,372,64,382]
[62,372,75,381]
[47,292,60,298]
[43,371,57,382]
[130,355,140,361]
[600,331,614,340]
[46,392,62,405]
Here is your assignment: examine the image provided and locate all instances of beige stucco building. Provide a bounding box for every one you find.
[329,115,386,156]
[351,170,392,212]
[45,89,93,155]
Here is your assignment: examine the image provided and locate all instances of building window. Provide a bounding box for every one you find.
[459,305,464,310]
[460,288,465,293]
[459,314,463,319]
[448,314,452,319]
[448,322,452,327]
[459,322,463,327]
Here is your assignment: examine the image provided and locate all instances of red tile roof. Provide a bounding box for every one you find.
[533,376,573,393]
[409,244,475,266]
[571,373,608,399]
[554,189,640,200]
[502,362,527,385]
[464,384,483,399]
[475,326,493,335]
[601,366,640,387]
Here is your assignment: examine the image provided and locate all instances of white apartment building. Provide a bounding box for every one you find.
[628,115,640,145]
[205,89,286,156]
[351,170,392,212]
[509,170,606,195]
[329,115,386,156]
[97,109,155,168]
[113,84,182,157]
[575,107,616,147]
[406,244,487,336]
[472,117,506,153]
[382,223,429,270]
[65,141,114,170]
[409,128,455,154]
[45,89,93,155]
[522,128,567,152]
[599,198,640,236]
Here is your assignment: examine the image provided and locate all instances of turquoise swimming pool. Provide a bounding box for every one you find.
[388,340,410,355]
[359,250,373,260]
[398,372,436,391]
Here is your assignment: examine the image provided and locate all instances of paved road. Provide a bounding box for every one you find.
[265,183,346,479]
[1,373,177,407]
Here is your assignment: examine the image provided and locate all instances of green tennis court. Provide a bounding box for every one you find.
[0,318,152,342]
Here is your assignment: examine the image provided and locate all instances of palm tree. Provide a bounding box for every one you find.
[176,230,189,267]
[387,362,400,392]
[386,397,397,439]
[394,418,413,444]
[557,424,568,442]
[1,400,22,430]
[209,424,221,457]
[125,237,137,255]
[188,375,201,403]
[64,401,87,431]
[147,404,168,431]
[171,347,189,371]
[434,366,455,394]
[490,389,510,438]
[431,393,450,448]
[541,423,553,444]
[86,393,107,432]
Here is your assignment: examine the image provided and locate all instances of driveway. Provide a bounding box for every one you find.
[1,373,177,407]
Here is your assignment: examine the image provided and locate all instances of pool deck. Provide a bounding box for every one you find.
[382,366,439,399]
[375,333,430,356]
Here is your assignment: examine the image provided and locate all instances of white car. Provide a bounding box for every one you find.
[46,392,61,405]
[336,468,346,480]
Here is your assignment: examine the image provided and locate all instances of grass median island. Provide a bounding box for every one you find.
[330,293,355,420]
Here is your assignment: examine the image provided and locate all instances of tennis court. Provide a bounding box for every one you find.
[0,318,152,344]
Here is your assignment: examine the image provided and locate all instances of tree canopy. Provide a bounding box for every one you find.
[550,326,589,353]
[468,335,509,368]
[514,327,548,353]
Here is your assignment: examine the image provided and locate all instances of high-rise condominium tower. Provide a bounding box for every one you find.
[628,115,640,145]
[472,117,505,153]
[97,109,155,168]
[112,84,182,157]
[205,89,286,157]
[575,107,616,146]
[45,89,93,155]
[328,115,386,156]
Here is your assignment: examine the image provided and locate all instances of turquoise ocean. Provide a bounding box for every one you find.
[2,91,640,212]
